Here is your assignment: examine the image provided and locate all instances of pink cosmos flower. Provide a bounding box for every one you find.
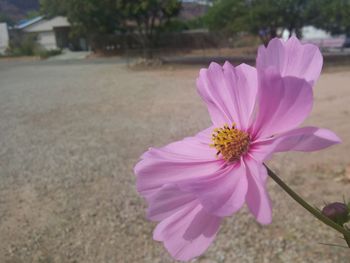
[134,37,341,261]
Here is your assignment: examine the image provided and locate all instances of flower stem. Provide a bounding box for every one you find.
[264,164,350,247]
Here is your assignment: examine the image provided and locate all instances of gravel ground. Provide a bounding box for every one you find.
[0,60,349,263]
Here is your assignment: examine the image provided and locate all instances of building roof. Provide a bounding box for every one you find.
[16,16,44,30]
[17,16,70,32]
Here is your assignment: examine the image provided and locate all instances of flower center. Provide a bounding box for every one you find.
[210,124,250,162]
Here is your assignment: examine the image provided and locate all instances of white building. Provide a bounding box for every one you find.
[0,23,9,54]
[17,16,76,50]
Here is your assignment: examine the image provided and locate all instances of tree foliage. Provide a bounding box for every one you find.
[118,0,181,49]
[205,0,312,44]
[0,12,14,25]
[40,0,120,36]
[205,0,248,33]
[40,0,181,52]
[69,0,121,36]
[39,0,67,17]
[309,0,350,36]
[250,0,311,41]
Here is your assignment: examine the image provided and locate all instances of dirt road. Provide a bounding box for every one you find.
[0,60,349,262]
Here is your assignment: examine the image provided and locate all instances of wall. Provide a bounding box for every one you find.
[37,31,57,50]
[0,23,9,54]
[23,16,70,33]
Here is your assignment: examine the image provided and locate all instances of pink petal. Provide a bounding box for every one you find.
[135,128,224,199]
[196,62,258,129]
[244,157,272,225]
[147,184,196,221]
[248,139,276,163]
[154,200,221,261]
[257,37,323,86]
[179,161,248,217]
[143,128,215,160]
[270,127,341,152]
[222,62,258,130]
[252,68,313,139]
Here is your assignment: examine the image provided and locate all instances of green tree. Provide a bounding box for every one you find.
[67,0,120,36]
[205,0,312,45]
[119,0,181,55]
[26,10,41,19]
[40,0,181,55]
[205,0,249,33]
[39,0,67,17]
[40,0,121,36]
[0,13,14,26]
[309,0,350,36]
[249,0,311,42]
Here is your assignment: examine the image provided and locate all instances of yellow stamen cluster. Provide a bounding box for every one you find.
[210,124,250,162]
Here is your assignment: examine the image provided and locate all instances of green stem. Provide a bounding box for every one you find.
[265,164,350,247]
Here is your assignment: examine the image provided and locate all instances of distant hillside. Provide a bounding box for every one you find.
[6,0,39,10]
[0,0,39,22]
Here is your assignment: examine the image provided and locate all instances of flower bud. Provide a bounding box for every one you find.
[322,202,349,225]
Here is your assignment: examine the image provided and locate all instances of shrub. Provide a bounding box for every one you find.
[37,49,62,59]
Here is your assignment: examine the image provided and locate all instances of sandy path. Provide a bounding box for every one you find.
[0,61,349,262]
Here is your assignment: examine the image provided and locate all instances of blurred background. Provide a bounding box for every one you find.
[0,0,350,262]
[1,0,350,60]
